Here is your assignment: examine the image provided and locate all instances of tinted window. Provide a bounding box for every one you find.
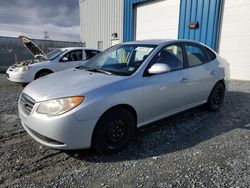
[150,44,184,71]
[85,50,100,60]
[205,47,216,61]
[62,50,82,62]
[185,44,208,67]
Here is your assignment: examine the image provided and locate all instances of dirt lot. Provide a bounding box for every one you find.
[0,74,250,188]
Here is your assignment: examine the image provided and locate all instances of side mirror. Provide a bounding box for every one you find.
[148,63,171,75]
[61,57,68,62]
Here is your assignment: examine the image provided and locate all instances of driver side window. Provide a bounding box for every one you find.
[150,44,184,71]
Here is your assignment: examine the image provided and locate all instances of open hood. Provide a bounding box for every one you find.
[19,35,48,60]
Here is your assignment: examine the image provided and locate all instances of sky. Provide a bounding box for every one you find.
[0,0,81,42]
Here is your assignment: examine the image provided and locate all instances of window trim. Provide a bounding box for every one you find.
[143,42,186,77]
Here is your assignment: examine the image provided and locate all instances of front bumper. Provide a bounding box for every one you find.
[6,68,32,83]
[18,96,98,150]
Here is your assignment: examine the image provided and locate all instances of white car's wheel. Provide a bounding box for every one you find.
[35,70,52,79]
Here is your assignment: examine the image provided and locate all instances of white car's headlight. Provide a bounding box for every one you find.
[14,66,31,72]
[37,96,84,116]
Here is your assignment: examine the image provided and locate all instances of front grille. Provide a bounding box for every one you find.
[20,93,35,115]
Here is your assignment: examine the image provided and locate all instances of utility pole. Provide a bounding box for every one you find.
[44,31,49,40]
[43,31,49,52]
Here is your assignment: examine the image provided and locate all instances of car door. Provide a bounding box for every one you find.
[143,43,191,123]
[182,42,217,105]
[59,49,83,70]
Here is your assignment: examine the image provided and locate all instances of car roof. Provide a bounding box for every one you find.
[123,39,172,45]
[59,47,100,51]
[122,39,206,46]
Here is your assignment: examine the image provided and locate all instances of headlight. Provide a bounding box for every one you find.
[14,66,31,72]
[37,96,84,116]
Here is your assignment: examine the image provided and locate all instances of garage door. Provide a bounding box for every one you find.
[135,0,180,40]
[219,0,250,80]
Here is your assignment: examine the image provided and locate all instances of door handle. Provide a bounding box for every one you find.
[180,78,189,83]
[210,70,216,76]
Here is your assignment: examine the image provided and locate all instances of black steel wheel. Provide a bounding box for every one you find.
[207,82,225,111]
[92,108,136,154]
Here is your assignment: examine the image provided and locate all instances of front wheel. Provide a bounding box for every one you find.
[35,72,50,79]
[22,83,28,87]
[207,82,225,111]
[35,70,53,80]
[92,108,136,154]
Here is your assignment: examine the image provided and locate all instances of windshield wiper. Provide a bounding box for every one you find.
[83,67,113,75]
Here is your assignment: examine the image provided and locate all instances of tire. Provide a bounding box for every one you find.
[207,82,225,112]
[35,71,51,79]
[92,108,136,154]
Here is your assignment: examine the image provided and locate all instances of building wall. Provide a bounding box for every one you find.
[123,0,222,50]
[80,0,222,50]
[218,0,250,80]
[178,0,223,51]
[123,0,145,42]
[80,0,250,80]
[80,0,124,50]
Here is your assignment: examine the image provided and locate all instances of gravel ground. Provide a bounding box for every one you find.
[0,73,250,188]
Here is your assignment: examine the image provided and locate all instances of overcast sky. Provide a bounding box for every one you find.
[0,0,80,42]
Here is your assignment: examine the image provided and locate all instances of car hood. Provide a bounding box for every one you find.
[23,69,126,102]
[19,35,48,60]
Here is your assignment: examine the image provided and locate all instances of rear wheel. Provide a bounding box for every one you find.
[92,108,136,154]
[207,82,225,111]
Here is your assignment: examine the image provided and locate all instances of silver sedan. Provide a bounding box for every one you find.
[18,39,230,154]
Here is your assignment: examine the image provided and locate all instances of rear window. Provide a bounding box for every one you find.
[204,47,216,61]
[184,43,209,67]
[85,50,100,60]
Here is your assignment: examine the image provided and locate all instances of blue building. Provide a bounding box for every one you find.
[80,0,250,80]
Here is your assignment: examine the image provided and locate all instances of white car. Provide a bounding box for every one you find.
[6,36,100,84]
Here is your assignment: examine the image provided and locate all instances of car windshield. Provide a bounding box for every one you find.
[82,44,156,76]
[46,49,65,61]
